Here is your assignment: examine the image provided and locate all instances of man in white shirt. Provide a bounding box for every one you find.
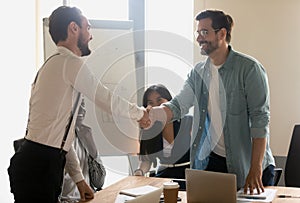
[8,6,149,203]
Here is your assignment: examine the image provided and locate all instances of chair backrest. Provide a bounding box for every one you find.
[273,168,283,186]
[285,125,300,187]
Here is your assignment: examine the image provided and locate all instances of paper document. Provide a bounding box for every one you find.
[119,185,160,197]
[237,188,277,202]
[115,194,135,203]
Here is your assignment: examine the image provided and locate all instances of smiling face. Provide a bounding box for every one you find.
[146,91,169,107]
[195,18,222,56]
[77,16,93,56]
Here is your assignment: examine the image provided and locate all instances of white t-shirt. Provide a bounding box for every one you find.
[162,137,174,157]
[208,62,226,157]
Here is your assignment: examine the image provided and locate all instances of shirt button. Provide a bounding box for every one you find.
[193,144,197,147]
[202,109,205,112]
[199,126,202,130]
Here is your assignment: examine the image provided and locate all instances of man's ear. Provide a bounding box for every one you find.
[69,21,79,33]
[218,28,227,40]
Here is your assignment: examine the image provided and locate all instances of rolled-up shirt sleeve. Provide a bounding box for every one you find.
[164,71,197,121]
[65,145,84,183]
[245,62,270,138]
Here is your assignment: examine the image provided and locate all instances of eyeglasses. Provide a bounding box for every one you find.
[194,28,221,38]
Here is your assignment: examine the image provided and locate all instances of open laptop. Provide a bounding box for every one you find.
[185,169,237,203]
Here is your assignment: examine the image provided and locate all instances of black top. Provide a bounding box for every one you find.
[139,115,192,179]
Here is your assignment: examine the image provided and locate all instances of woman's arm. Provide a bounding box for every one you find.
[134,160,152,176]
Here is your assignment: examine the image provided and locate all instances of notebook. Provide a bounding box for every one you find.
[125,187,163,203]
[119,185,160,197]
[237,187,277,202]
[185,169,237,203]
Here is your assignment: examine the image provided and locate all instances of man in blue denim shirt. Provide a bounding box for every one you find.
[141,10,275,194]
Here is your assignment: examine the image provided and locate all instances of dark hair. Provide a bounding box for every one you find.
[49,6,83,44]
[142,84,172,107]
[195,10,234,43]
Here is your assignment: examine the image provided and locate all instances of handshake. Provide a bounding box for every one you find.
[138,106,169,129]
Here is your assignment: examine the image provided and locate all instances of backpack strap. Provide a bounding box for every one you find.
[60,92,81,152]
[25,53,61,136]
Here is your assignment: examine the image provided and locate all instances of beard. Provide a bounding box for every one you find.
[200,40,219,56]
[78,34,91,57]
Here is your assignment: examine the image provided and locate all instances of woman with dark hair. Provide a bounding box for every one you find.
[134,84,192,179]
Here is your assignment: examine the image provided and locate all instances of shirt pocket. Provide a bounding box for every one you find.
[227,89,247,115]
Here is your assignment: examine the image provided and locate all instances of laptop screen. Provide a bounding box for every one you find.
[185,169,237,203]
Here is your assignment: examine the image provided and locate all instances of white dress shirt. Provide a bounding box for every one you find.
[26,46,144,183]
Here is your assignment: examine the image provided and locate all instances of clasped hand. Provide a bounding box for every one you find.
[138,106,152,129]
[138,106,168,129]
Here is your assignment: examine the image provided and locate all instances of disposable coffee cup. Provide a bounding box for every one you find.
[163,181,179,203]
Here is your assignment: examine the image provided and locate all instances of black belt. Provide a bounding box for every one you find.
[21,139,67,155]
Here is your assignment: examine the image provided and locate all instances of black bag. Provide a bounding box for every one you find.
[13,138,25,152]
[87,154,106,191]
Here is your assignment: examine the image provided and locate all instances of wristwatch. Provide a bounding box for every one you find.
[134,168,144,176]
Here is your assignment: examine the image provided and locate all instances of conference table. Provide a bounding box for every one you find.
[85,176,300,203]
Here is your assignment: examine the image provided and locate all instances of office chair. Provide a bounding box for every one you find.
[273,167,283,186]
[285,125,300,187]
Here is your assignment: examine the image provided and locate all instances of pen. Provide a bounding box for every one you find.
[159,197,182,202]
[278,194,300,198]
[278,195,292,198]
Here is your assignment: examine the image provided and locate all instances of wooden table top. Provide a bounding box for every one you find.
[84,176,300,203]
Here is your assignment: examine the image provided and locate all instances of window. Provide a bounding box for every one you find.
[69,0,129,20]
[145,0,194,95]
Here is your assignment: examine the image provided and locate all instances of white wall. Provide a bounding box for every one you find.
[0,1,36,202]
[194,0,300,156]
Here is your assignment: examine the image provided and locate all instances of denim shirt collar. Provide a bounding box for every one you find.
[219,45,234,71]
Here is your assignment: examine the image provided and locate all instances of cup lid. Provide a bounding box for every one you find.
[163,181,179,189]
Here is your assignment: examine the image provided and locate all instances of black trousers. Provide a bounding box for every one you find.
[156,165,190,179]
[8,139,66,203]
[205,151,275,186]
